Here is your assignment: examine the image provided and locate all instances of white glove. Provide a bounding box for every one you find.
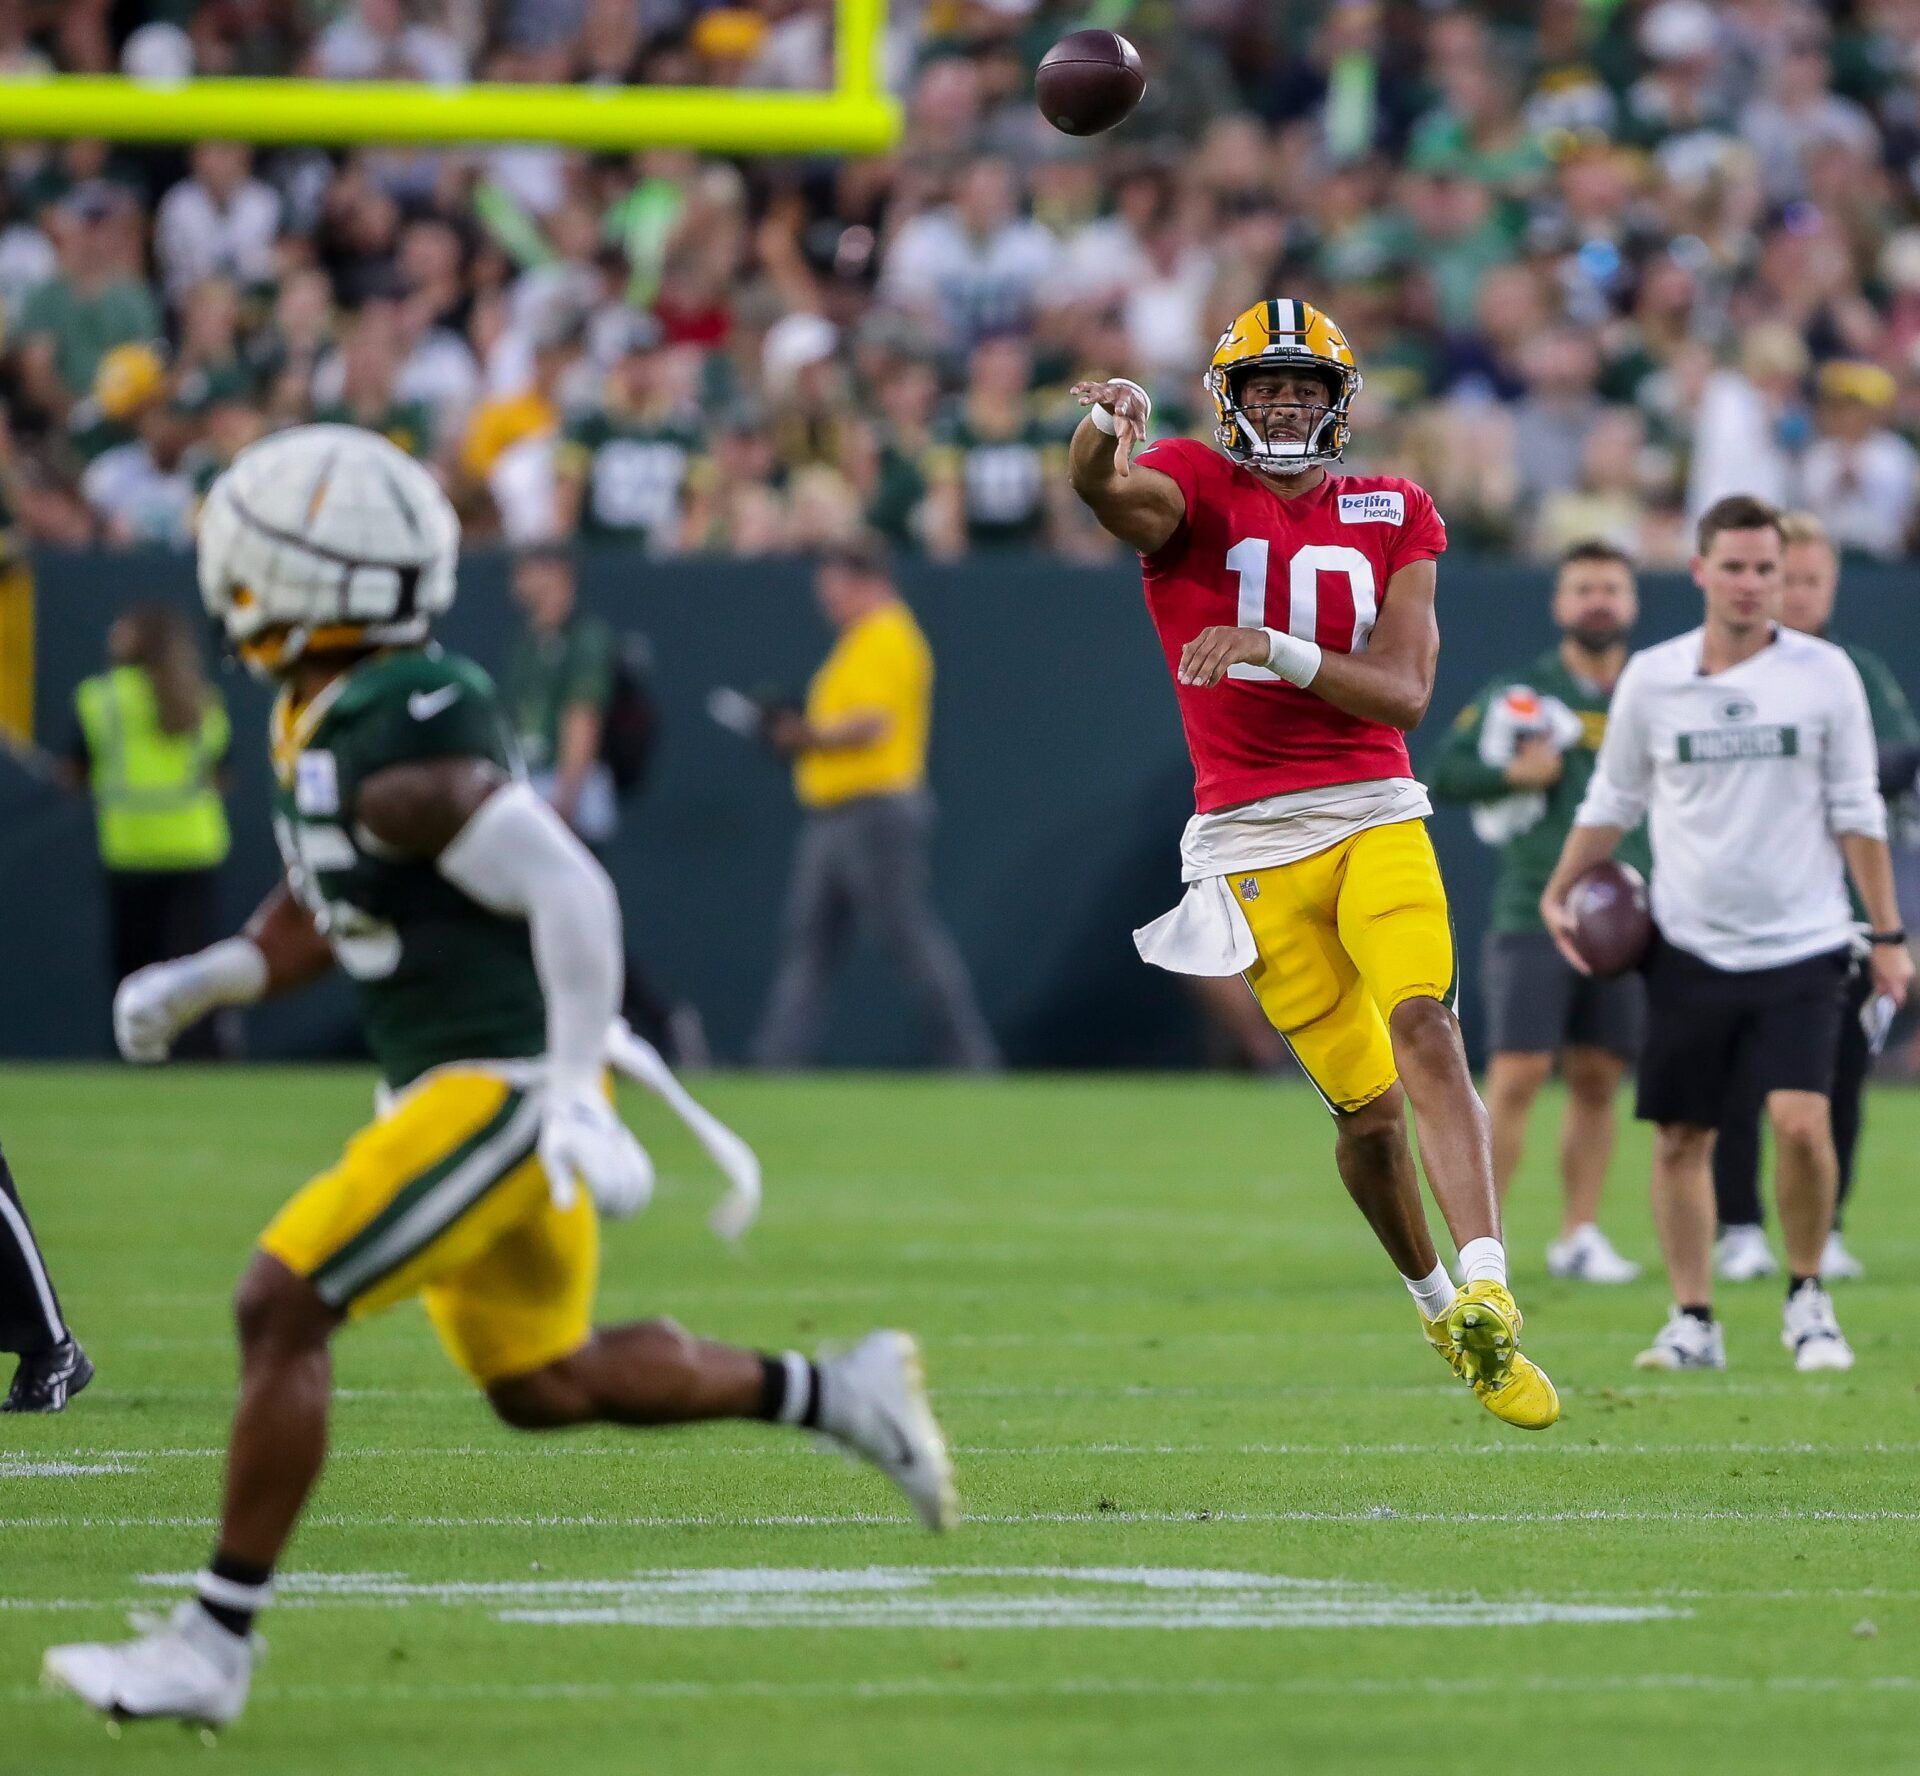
[537,1082,654,1219]
[113,939,268,1063]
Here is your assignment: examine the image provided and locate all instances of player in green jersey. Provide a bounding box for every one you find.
[44,426,956,1732]
[1429,542,1651,1282]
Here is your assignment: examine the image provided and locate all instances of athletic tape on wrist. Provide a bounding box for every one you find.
[1091,378,1151,436]
[1261,627,1323,687]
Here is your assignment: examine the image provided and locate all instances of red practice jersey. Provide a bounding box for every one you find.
[1133,437,1447,813]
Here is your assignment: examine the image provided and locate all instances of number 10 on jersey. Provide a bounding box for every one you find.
[1223,540,1379,682]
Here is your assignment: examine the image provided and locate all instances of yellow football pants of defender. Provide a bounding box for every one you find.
[1235,818,1457,1115]
[259,1069,598,1385]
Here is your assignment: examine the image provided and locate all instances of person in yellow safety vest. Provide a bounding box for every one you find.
[67,602,232,1056]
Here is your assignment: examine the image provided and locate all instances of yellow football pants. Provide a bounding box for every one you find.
[1233,818,1457,1115]
[259,1069,598,1385]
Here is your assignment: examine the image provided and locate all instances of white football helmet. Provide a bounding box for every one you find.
[197,424,460,677]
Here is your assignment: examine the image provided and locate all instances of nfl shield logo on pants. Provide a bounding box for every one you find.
[1238,877,1260,901]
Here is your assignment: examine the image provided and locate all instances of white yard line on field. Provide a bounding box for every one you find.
[17,1439,1920,1463]
[6,1505,1920,1532]
[0,1459,138,1477]
[9,1672,1920,1706]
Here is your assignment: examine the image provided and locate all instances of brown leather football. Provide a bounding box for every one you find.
[1036,30,1146,137]
[1567,859,1653,977]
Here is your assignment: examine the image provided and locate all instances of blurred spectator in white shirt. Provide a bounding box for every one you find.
[1738,23,1877,205]
[1800,360,1919,560]
[880,158,1060,352]
[154,144,280,305]
[1123,210,1216,386]
[311,0,467,85]
[1685,323,1807,520]
[1057,164,1170,307]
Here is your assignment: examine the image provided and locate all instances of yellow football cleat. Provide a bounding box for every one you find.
[1423,1281,1561,1431]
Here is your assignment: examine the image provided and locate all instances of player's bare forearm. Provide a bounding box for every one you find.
[767,710,889,756]
[1839,831,1901,934]
[1177,563,1439,730]
[242,881,336,995]
[1066,382,1184,555]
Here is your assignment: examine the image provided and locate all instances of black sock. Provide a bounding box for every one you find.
[196,1550,273,1639]
[1788,1274,1820,1299]
[1680,1304,1714,1324]
[755,1353,823,1429]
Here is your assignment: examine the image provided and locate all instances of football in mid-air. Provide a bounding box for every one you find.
[1567,859,1652,977]
[1036,30,1145,136]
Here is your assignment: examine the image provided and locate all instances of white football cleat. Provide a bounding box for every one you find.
[1714,1224,1779,1283]
[1820,1231,1866,1282]
[1783,1281,1855,1372]
[44,1602,254,1727]
[1633,1308,1727,1371]
[817,1331,958,1532]
[1546,1224,1641,1283]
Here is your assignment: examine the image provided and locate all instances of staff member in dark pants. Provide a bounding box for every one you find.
[754,533,999,1069]
[0,1143,91,1412]
[67,602,231,1057]
[1712,511,1920,1283]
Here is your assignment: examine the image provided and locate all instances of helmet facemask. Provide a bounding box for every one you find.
[1208,357,1362,474]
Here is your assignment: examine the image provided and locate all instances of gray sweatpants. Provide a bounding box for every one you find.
[753,790,1000,1068]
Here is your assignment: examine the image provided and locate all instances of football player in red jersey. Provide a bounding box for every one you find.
[1067,298,1558,1430]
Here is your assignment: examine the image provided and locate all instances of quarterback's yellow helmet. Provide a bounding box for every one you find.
[1205,298,1363,472]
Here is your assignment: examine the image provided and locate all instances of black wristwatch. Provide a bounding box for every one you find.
[1869,929,1908,946]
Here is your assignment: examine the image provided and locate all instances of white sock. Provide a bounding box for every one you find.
[1459,1236,1508,1288]
[1403,1261,1456,1320]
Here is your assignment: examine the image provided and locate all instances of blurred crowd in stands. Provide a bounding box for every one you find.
[5,0,1920,564]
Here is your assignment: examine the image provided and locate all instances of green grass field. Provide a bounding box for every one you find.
[1,1067,1915,1774]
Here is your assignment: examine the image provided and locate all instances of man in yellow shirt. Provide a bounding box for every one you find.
[754,534,998,1068]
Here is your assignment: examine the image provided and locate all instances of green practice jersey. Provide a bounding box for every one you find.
[1428,647,1653,935]
[927,411,1063,546]
[562,411,702,544]
[270,649,545,1088]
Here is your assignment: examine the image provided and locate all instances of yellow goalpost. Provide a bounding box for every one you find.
[0,0,898,153]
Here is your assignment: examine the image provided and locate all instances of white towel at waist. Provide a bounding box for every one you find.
[1133,875,1258,977]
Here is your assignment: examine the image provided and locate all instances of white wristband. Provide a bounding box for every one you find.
[183,937,270,1010]
[1261,627,1323,687]
[1090,378,1151,435]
